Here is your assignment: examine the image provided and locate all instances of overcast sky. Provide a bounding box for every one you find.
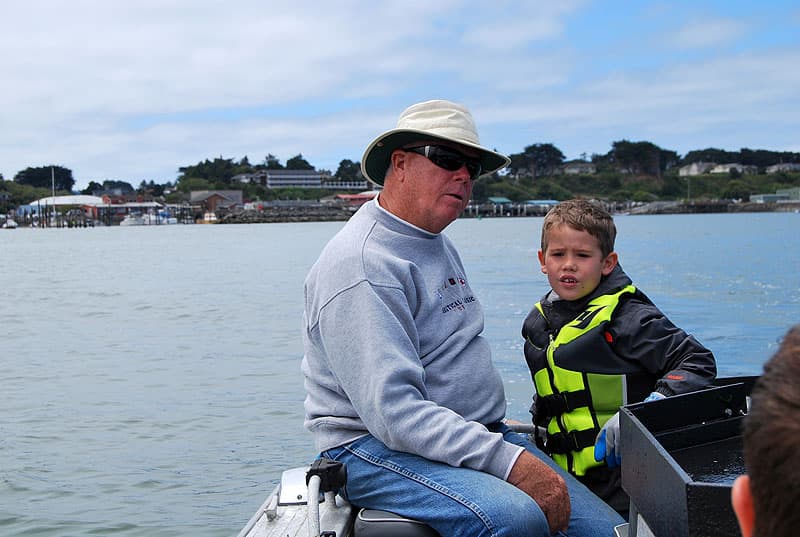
[2,1,799,189]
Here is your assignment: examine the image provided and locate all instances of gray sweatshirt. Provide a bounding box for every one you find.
[302,199,523,479]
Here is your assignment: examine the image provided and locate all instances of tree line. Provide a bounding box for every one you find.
[3,141,800,212]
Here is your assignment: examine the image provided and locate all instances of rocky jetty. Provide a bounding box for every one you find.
[628,200,800,215]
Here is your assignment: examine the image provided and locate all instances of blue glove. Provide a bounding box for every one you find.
[594,393,666,468]
[644,391,666,403]
[594,412,621,468]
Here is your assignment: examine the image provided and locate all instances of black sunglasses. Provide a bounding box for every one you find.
[403,145,482,181]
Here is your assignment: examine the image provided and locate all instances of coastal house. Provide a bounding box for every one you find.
[264,170,367,190]
[226,170,369,190]
[678,162,716,177]
[190,190,243,212]
[709,163,758,175]
[766,163,800,174]
[262,169,368,190]
[264,169,329,189]
[560,161,596,175]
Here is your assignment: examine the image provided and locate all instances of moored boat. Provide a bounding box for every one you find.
[120,211,179,226]
[119,213,145,226]
[197,211,218,224]
[142,212,178,225]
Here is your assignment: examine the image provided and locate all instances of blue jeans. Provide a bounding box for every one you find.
[322,424,624,537]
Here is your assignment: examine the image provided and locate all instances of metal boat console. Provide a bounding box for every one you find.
[618,377,756,537]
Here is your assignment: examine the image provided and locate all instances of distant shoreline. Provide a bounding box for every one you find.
[5,200,797,228]
[625,200,800,215]
[217,200,800,224]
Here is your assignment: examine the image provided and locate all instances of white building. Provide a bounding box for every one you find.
[560,161,596,175]
[678,162,715,177]
[766,163,800,174]
[264,170,367,190]
[709,163,758,175]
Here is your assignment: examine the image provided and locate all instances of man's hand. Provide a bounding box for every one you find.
[507,450,571,533]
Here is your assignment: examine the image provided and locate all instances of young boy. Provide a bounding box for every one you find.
[521,199,717,514]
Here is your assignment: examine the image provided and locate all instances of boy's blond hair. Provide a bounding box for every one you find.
[541,199,616,257]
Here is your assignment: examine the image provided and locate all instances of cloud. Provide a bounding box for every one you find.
[1,1,798,186]
[1,1,586,184]
[474,45,800,159]
[669,18,749,49]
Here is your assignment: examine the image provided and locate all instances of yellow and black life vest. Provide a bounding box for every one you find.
[528,285,637,476]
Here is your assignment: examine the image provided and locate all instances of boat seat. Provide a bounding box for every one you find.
[354,508,439,537]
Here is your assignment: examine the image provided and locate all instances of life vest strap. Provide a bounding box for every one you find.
[546,428,597,454]
[536,389,592,416]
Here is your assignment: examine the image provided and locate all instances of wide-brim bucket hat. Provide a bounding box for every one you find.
[361,100,511,186]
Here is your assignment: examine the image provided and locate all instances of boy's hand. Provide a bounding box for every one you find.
[594,392,665,467]
[644,391,666,403]
[594,412,621,467]
[507,450,571,533]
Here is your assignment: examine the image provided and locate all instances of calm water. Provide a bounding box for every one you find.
[1,212,798,536]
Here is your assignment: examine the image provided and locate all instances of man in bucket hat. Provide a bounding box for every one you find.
[302,100,624,536]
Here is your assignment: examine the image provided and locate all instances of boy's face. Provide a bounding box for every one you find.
[538,224,618,302]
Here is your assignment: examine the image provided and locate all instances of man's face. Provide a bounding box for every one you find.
[387,142,478,233]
